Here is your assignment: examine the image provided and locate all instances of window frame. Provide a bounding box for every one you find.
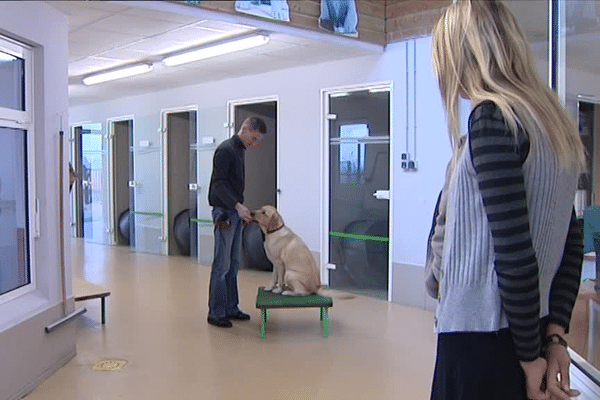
[0,34,37,305]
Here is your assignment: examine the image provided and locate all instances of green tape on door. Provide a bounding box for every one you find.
[329,231,389,242]
[190,218,212,224]
[131,211,163,217]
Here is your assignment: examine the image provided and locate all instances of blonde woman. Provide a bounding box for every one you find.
[430,1,584,399]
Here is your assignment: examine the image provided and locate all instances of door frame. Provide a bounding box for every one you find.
[69,120,92,239]
[320,82,394,301]
[107,115,134,245]
[161,105,198,255]
[227,95,280,209]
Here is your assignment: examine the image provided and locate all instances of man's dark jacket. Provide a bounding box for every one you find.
[208,135,245,210]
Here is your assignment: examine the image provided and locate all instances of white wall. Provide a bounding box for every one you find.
[0,2,74,400]
[69,36,452,305]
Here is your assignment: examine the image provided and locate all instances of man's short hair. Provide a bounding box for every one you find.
[241,116,267,135]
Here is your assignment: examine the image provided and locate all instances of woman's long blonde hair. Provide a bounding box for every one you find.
[431,0,584,168]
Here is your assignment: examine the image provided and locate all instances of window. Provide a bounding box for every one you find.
[0,35,33,300]
[0,49,25,111]
[339,124,368,184]
[0,128,30,295]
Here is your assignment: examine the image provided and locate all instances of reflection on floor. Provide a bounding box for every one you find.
[24,239,437,400]
[334,287,387,301]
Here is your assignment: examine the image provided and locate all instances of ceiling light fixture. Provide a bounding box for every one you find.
[82,63,153,85]
[162,33,270,67]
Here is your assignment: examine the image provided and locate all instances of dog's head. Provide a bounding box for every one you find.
[253,205,284,233]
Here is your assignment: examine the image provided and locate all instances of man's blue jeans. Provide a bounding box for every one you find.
[208,207,243,319]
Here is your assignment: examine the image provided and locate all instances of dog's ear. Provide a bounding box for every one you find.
[267,210,282,232]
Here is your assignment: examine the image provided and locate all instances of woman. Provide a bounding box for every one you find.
[429,1,585,399]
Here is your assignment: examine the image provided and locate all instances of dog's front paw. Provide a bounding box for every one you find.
[281,290,292,296]
[272,287,283,294]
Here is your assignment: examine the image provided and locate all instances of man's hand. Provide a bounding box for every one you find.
[520,357,549,400]
[235,203,253,223]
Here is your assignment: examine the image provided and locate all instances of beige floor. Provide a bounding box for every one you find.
[25,239,437,400]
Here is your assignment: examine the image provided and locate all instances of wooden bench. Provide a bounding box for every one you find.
[255,286,333,340]
[73,278,111,324]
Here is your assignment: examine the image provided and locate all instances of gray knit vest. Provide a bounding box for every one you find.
[434,133,578,333]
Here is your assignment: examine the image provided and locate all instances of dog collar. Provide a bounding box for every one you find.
[267,224,285,234]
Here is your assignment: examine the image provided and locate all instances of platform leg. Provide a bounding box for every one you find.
[322,307,329,338]
[101,297,106,324]
[261,308,267,340]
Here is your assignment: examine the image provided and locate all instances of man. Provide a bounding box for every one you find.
[207,116,267,328]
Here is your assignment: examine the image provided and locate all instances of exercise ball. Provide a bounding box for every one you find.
[242,221,273,271]
[173,209,191,256]
[118,209,130,245]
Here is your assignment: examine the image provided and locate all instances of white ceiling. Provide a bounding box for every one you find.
[46,0,381,107]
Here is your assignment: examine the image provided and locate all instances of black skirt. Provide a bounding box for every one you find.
[431,329,527,400]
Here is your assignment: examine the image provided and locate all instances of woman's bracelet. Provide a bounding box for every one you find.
[545,333,568,348]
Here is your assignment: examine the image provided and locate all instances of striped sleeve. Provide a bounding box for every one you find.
[469,101,541,361]
[548,209,583,331]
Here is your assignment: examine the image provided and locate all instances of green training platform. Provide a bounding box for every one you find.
[255,286,333,340]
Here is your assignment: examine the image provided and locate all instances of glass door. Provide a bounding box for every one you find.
[194,106,228,265]
[81,128,109,244]
[327,89,390,300]
[132,114,163,254]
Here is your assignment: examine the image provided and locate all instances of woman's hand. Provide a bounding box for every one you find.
[520,357,549,400]
[545,340,580,399]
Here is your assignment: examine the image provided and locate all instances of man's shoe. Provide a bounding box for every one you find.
[207,316,233,328]
[226,311,251,321]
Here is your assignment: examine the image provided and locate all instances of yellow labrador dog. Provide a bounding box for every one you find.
[253,205,321,296]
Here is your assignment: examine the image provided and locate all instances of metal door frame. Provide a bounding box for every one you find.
[161,105,198,255]
[320,82,394,301]
[227,95,280,209]
[107,115,134,245]
[69,121,92,239]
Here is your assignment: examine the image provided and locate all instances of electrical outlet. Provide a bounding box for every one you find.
[407,160,418,171]
[401,161,408,169]
[401,153,410,160]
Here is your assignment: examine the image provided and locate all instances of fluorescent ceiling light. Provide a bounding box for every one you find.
[162,34,269,67]
[330,92,350,98]
[82,63,153,85]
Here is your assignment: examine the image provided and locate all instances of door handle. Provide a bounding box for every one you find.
[373,190,390,200]
[128,181,136,188]
[189,183,199,191]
